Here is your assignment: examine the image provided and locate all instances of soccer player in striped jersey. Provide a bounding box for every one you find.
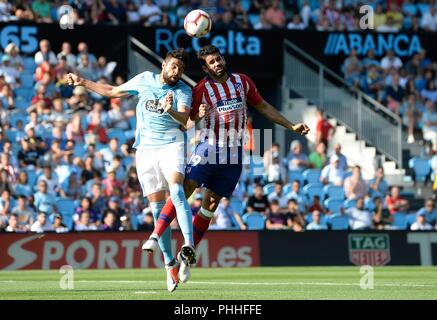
[143,45,309,282]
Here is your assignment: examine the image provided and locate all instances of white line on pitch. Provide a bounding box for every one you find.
[1,280,437,288]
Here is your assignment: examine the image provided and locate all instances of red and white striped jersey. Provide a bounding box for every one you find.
[190,73,263,147]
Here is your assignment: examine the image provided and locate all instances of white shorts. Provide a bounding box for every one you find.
[135,143,186,196]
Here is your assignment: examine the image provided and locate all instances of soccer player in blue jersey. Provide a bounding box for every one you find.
[66,49,194,292]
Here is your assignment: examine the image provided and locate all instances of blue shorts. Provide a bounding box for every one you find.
[185,142,243,198]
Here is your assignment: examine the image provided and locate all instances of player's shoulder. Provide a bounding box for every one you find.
[232,72,253,82]
[192,77,208,94]
[176,79,192,92]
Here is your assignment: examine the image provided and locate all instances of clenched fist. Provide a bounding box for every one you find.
[292,123,310,136]
[198,103,207,119]
[65,73,84,86]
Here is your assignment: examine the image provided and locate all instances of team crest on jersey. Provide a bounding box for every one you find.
[235,83,243,93]
[145,99,164,114]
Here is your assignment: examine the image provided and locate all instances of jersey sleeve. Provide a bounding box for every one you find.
[176,84,192,109]
[117,72,147,95]
[240,74,263,106]
[189,82,204,119]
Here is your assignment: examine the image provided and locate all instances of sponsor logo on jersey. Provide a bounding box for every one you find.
[217,97,243,113]
[145,99,165,114]
[349,234,391,266]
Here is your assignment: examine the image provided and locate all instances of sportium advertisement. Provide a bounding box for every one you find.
[0,232,260,270]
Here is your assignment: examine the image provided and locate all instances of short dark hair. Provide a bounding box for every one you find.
[197,45,221,64]
[165,48,188,67]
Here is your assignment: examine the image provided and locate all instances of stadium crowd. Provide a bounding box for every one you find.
[2,1,437,32]
[0,36,436,234]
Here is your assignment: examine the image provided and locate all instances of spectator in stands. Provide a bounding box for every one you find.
[422,100,437,150]
[402,94,424,143]
[60,172,81,199]
[57,42,77,69]
[321,154,345,186]
[420,81,437,103]
[86,112,109,145]
[17,139,40,168]
[14,171,32,197]
[306,210,328,230]
[377,15,399,32]
[285,198,305,232]
[381,50,403,72]
[105,0,127,25]
[421,5,437,32]
[34,180,56,215]
[5,214,20,232]
[139,0,162,26]
[253,9,272,30]
[11,195,34,230]
[101,209,120,231]
[344,166,367,200]
[369,167,389,198]
[37,164,59,196]
[308,195,326,214]
[138,210,154,231]
[0,55,20,88]
[267,181,289,208]
[361,64,384,100]
[100,138,120,170]
[263,143,281,173]
[386,186,409,215]
[346,197,374,230]
[287,180,307,213]
[315,109,335,149]
[266,154,287,183]
[81,155,101,184]
[385,72,405,114]
[75,211,98,231]
[266,199,288,230]
[210,198,246,230]
[4,43,23,72]
[287,13,305,29]
[190,192,203,216]
[32,0,52,23]
[66,112,85,143]
[52,213,69,233]
[215,10,241,29]
[246,184,270,215]
[309,142,327,169]
[30,212,53,232]
[330,143,348,171]
[77,42,97,68]
[0,83,14,110]
[126,0,141,24]
[108,98,129,130]
[0,153,17,184]
[0,189,13,216]
[34,39,58,66]
[287,140,310,171]
[77,54,96,81]
[263,0,285,28]
[363,49,380,69]
[88,183,107,218]
[415,198,437,226]
[103,169,123,197]
[410,211,434,231]
[55,152,77,185]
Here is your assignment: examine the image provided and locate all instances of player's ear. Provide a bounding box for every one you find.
[162,60,166,70]
[202,65,208,74]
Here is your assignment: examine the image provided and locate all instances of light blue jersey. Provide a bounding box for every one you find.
[119,71,192,149]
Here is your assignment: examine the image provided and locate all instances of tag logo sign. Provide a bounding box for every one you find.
[349,234,391,266]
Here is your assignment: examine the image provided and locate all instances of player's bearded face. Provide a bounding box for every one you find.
[163,58,184,85]
[205,54,227,78]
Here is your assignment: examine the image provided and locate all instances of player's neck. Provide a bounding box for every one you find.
[209,72,229,83]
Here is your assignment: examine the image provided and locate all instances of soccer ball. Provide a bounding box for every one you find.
[184,9,212,38]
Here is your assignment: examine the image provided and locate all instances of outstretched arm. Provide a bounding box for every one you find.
[252,100,310,135]
[66,73,131,98]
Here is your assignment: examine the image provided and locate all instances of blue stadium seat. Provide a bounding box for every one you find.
[73,143,87,158]
[283,183,292,195]
[402,3,417,16]
[14,87,34,101]
[56,199,75,231]
[324,198,344,213]
[19,73,34,89]
[122,156,134,168]
[303,169,321,184]
[406,213,416,227]
[417,3,430,15]
[288,170,304,185]
[230,198,244,216]
[328,214,349,230]
[243,213,265,230]
[14,97,31,110]
[408,157,431,182]
[107,129,127,145]
[364,198,376,212]
[323,185,345,200]
[305,214,328,225]
[10,113,28,128]
[128,116,136,130]
[344,199,356,209]
[303,183,324,201]
[5,130,17,142]
[22,57,37,71]
[131,214,139,231]
[392,212,408,230]
[263,183,276,195]
[25,170,37,188]
[248,14,260,27]
[343,171,353,180]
